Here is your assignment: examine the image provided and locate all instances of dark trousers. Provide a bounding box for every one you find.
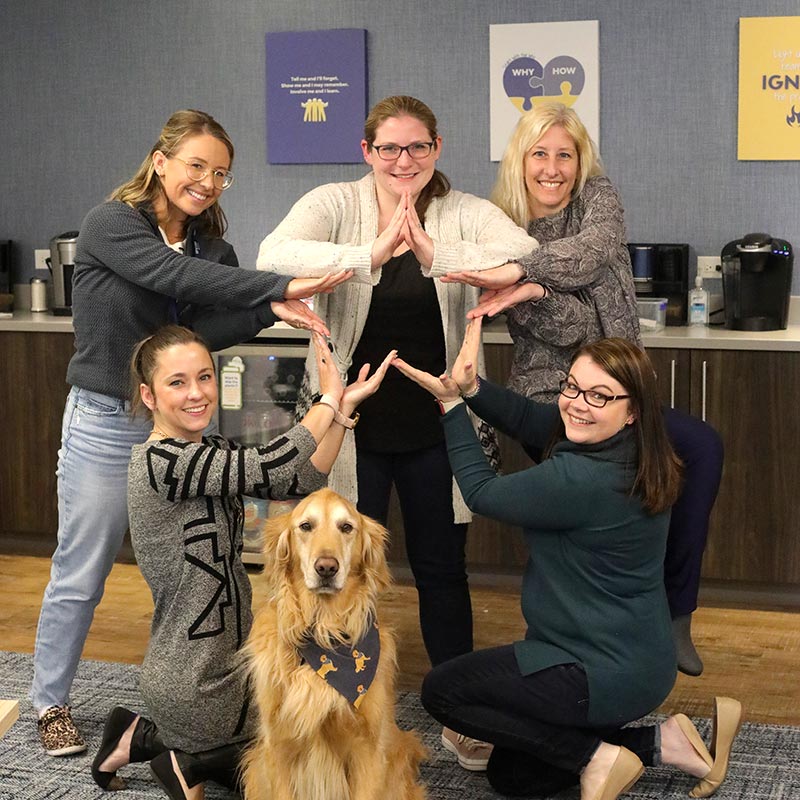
[523,407,723,618]
[421,646,659,797]
[662,407,724,617]
[356,441,472,666]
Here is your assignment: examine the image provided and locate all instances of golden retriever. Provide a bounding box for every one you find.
[242,488,427,800]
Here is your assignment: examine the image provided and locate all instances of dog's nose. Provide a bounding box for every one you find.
[314,557,339,578]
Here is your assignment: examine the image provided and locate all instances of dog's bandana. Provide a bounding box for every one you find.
[299,615,381,708]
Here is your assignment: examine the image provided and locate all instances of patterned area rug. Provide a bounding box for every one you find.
[1,650,797,799]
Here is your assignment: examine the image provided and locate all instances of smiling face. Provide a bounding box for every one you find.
[558,354,635,445]
[140,342,217,441]
[362,115,441,205]
[151,132,231,229]
[524,124,579,219]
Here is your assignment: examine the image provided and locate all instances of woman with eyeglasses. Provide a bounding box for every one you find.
[394,322,742,800]
[256,95,534,724]
[30,109,350,757]
[439,103,724,679]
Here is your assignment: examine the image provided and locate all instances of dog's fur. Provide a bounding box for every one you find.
[242,488,426,800]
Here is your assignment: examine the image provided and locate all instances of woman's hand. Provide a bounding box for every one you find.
[371,199,408,269]
[466,283,546,319]
[404,193,434,269]
[284,272,353,300]
[270,299,330,336]
[311,332,343,404]
[341,349,397,415]
[439,262,524,289]
[391,358,461,402]
[451,317,482,394]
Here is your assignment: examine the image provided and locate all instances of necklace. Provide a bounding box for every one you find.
[150,426,173,440]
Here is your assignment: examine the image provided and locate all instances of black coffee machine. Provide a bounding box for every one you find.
[628,243,690,325]
[721,233,793,331]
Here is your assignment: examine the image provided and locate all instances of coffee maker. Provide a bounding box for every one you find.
[46,231,79,316]
[628,243,690,325]
[721,233,793,331]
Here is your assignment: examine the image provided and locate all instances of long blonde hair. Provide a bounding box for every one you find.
[109,109,234,238]
[491,103,603,228]
[363,95,450,222]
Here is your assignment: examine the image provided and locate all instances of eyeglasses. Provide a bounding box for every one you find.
[170,156,234,190]
[371,141,436,161]
[558,380,630,409]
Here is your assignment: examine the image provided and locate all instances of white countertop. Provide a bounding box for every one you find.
[4,309,800,352]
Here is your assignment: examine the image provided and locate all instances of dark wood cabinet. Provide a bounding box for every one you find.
[646,346,800,585]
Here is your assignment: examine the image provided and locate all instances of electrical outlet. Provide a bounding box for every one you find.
[697,256,722,279]
[34,249,50,271]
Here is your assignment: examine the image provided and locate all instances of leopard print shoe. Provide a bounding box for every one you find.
[37,706,87,756]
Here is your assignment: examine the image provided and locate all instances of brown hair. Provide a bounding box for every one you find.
[548,338,683,514]
[363,95,450,222]
[109,109,234,238]
[129,325,213,420]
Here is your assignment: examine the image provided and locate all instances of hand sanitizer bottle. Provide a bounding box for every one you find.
[688,276,709,326]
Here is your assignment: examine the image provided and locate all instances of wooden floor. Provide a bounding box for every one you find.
[3,554,799,726]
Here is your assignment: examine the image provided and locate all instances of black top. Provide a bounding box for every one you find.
[347,249,446,452]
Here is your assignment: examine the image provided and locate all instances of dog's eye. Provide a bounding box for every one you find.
[339,522,353,534]
[298,521,313,532]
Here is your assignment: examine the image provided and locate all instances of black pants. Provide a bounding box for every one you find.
[421,646,660,797]
[356,441,472,666]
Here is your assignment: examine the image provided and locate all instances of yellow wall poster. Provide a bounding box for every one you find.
[739,16,800,160]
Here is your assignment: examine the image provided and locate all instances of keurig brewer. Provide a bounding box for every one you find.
[721,233,793,331]
[46,231,79,316]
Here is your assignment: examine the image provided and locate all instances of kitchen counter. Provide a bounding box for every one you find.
[5,308,800,352]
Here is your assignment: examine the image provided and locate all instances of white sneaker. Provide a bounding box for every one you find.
[441,726,494,771]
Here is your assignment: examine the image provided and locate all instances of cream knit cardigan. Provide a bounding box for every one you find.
[257,173,537,522]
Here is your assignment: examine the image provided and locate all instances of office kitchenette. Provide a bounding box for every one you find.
[3,291,800,605]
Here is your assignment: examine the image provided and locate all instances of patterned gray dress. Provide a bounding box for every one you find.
[507,176,641,402]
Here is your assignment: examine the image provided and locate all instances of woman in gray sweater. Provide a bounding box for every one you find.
[92,324,392,799]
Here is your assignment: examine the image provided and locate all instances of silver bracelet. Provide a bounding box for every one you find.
[460,376,481,399]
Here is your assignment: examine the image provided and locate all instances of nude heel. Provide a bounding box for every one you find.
[689,697,743,798]
[596,746,644,800]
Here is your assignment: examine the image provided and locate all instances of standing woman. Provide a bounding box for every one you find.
[256,95,535,687]
[30,109,347,756]
[441,103,724,677]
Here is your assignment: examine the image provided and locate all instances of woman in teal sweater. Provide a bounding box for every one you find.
[394,323,742,800]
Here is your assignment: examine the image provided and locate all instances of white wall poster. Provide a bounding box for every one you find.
[489,21,600,161]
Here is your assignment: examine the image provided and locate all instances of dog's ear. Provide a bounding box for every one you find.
[262,511,293,573]
[360,513,391,592]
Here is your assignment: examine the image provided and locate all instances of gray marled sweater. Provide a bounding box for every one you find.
[128,425,324,753]
[507,176,641,402]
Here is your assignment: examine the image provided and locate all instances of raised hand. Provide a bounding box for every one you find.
[311,332,343,404]
[439,262,524,289]
[451,317,482,394]
[284,271,354,300]
[391,357,460,402]
[404,192,434,269]
[371,198,408,269]
[466,282,546,319]
[269,299,330,336]
[341,349,398,415]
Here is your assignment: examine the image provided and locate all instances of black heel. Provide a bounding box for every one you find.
[150,751,188,800]
[91,706,138,790]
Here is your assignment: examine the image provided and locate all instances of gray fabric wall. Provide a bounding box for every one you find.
[1,0,798,290]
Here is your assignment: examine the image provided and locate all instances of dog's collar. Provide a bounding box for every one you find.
[299,613,380,708]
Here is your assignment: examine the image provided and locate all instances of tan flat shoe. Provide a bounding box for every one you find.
[689,697,743,798]
[674,713,713,772]
[595,746,644,800]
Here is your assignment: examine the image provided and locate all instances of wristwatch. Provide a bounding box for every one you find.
[334,410,360,429]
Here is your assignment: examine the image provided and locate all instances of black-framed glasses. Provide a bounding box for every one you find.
[170,156,234,190]
[371,141,436,161]
[559,380,630,409]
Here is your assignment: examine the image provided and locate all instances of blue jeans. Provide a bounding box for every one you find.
[30,387,150,711]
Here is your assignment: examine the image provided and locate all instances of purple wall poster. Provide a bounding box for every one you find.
[266,28,367,164]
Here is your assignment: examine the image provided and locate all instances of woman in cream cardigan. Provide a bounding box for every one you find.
[257,95,536,695]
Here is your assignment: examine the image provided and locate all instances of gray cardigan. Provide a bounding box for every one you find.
[128,426,324,753]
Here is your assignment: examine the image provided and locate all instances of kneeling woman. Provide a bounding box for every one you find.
[394,322,742,800]
[92,325,393,799]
